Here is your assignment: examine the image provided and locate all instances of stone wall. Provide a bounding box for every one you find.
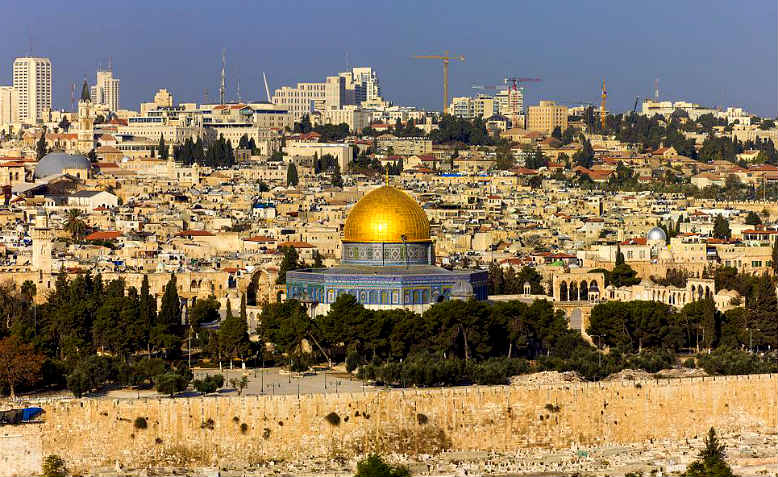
[4,374,776,476]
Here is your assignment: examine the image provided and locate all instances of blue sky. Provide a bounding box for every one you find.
[2,0,776,116]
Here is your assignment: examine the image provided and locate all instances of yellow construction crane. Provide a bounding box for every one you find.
[600,79,607,130]
[412,50,465,115]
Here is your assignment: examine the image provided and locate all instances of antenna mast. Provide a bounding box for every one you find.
[654,78,660,100]
[219,49,226,105]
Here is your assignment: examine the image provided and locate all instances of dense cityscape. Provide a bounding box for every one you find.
[0,4,776,476]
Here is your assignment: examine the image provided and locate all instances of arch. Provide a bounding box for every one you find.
[559,281,568,301]
[191,279,198,289]
[413,290,422,304]
[580,281,588,301]
[369,290,378,304]
[569,282,579,302]
[359,290,368,304]
[422,289,429,303]
[380,291,388,304]
[705,286,711,298]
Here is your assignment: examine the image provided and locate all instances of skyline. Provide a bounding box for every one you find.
[2,1,776,116]
[0,2,778,116]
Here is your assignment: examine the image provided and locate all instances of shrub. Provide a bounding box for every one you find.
[697,348,778,375]
[154,372,189,397]
[240,422,248,434]
[42,455,66,477]
[200,418,215,430]
[134,416,148,430]
[324,412,340,426]
[416,413,428,425]
[683,357,696,369]
[262,427,271,439]
[355,454,410,477]
[346,350,361,373]
[193,374,224,394]
[544,403,560,413]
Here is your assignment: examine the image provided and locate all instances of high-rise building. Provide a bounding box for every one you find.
[449,94,496,119]
[351,67,381,102]
[0,86,18,126]
[90,68,120,111]
[272,76,345,120]
[527,100,568,134]
[495,87,524,117]
[12,57,52,123]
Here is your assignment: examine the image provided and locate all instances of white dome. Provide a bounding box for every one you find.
[647,226,667,242]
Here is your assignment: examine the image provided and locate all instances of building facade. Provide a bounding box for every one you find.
[0,86,17,126]
[90,69,120,111]
[13,57,52,123]
[527,100,568,134]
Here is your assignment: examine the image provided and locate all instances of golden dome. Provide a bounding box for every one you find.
[343,186,431,243]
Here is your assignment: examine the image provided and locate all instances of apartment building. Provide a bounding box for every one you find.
[527,100,568,134]
[323,106,372,132]
[272,76,345,120]
[376,136,433,156]
[90,69,120,111]
[450,94,496,119]
[13,57,52,123]
[0,86,17,126]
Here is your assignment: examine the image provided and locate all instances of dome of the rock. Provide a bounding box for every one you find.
[343,186,430,243]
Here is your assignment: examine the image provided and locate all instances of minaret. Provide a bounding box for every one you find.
[31,210,52,274]
[77,78,94,154]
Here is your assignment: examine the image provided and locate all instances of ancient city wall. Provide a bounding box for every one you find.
[3,374,776,476]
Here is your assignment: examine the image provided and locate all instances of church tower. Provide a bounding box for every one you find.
[31,210,52,274]
[77,78,95,154]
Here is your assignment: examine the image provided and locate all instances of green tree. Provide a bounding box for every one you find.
[772,239,778,274]
[154,372,189,397]
[36,131,48,160]
[153,273,181,354]
[158,134,168,159]
[63,209,87,241]
[551,126,562,139]
[744,211,762,226]
[683,427,736,477]
[332,163,344,188]
[219,304,249,364]
[713,215,731,240]
[42,455,67,477]
[189,296,220,329]
[354,454,410,477]
[139,275,156,353]
[286,162,299,187]
[0,336,45,398]
[276,246,300,284]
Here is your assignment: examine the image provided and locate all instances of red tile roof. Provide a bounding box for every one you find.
[175,230,215,237]
[85,231,122,241]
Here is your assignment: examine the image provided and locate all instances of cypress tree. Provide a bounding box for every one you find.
[287,162,299,186]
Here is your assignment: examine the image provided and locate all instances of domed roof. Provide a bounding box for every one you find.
[647,226,667,242]
[343,186,430,243]
[35,152,91,179]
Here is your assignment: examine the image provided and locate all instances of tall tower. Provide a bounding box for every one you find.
[31,210,52,274]
[91,62,120,112]
[12,57,52,123]
[77,79,94,153]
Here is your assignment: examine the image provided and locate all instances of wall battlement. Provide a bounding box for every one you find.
[2,374,775,476]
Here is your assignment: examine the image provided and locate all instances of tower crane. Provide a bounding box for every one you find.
[412,51,464,115]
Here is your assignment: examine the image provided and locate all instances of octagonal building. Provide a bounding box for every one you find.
[286,185,488,315]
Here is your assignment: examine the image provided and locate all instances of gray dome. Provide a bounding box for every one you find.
[647,226,667,242]
[35,153,92,179]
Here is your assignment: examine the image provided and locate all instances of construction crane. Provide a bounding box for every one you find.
[504,76,542,89]
[412,51,464,115]
[600,80,607,129]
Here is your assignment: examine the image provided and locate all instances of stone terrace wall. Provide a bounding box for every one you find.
[4,374,776,476]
